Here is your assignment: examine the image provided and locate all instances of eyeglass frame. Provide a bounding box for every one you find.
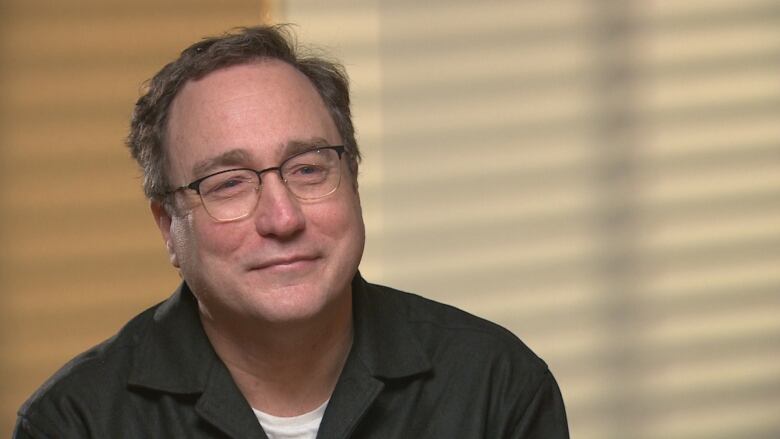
[168,145,347,221]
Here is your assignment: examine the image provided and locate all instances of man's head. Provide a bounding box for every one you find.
[128,26,365,327]
[127,25,360,207]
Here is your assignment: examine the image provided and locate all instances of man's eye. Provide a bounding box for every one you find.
[217,179,244,189]
[289,164,326,179]
[204,175,253,196]
[298,165,322,175]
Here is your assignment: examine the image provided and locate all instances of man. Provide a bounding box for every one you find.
[15,25,569,438]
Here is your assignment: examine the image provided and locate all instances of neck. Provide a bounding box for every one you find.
[199,294,353,417]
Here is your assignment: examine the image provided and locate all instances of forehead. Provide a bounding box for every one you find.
[165,60,340,179]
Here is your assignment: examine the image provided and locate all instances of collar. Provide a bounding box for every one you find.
[309,275,433,439]
[127,283,217,394]
[348,274,432,379]
[127,275,432,392]
[124,274,433,436]
[126,283,264,437]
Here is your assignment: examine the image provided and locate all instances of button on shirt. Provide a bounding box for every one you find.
[14,275,570,438]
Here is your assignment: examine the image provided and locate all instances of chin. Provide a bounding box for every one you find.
[242,282,341,324]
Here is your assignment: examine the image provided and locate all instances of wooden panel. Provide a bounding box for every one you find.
[0,1,272,434]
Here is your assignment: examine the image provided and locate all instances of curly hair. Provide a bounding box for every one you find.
[126,24,360,204]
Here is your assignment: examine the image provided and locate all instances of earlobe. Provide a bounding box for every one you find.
[150,201,180,268]
[166,241,180,269]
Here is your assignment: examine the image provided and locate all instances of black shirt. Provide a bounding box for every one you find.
[15,275,569,438]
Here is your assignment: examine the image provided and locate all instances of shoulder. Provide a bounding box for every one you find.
[15,301,160,436]
[364,281,549,375]
[358,281,568,436]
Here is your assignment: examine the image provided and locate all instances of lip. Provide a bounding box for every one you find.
[250,255,319,271]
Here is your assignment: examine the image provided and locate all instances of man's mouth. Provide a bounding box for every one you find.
[250,254,319,271]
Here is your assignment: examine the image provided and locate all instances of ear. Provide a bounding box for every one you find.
[151,200,180,268]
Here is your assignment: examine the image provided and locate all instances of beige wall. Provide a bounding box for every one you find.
[2,1,779,438]
[284,1,780,438]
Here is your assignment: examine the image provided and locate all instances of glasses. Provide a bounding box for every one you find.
[175,146,346,222]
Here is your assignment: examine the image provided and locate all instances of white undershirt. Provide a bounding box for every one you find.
[253,400,329,439]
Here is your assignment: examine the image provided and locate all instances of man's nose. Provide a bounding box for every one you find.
[252,174,306,238]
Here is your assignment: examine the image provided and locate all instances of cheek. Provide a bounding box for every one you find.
[169,216,191,263]
[170,213,244,267]
[312,192,365,249]
[200,223,249,260]
[313,191,352,223]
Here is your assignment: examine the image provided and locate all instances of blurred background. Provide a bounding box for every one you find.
[1,0,779,437]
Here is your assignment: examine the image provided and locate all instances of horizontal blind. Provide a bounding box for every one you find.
[0,1,270,435]
[630,2,780,438]
[283,1,780,438]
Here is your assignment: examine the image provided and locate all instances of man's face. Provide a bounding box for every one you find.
[152,60,365,326]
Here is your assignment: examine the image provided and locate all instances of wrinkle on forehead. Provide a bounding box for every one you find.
[165,61,341,186]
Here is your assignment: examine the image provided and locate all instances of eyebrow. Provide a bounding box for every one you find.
[191,149,252,178]
[282,137,332,157]
[190,137,335,178]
